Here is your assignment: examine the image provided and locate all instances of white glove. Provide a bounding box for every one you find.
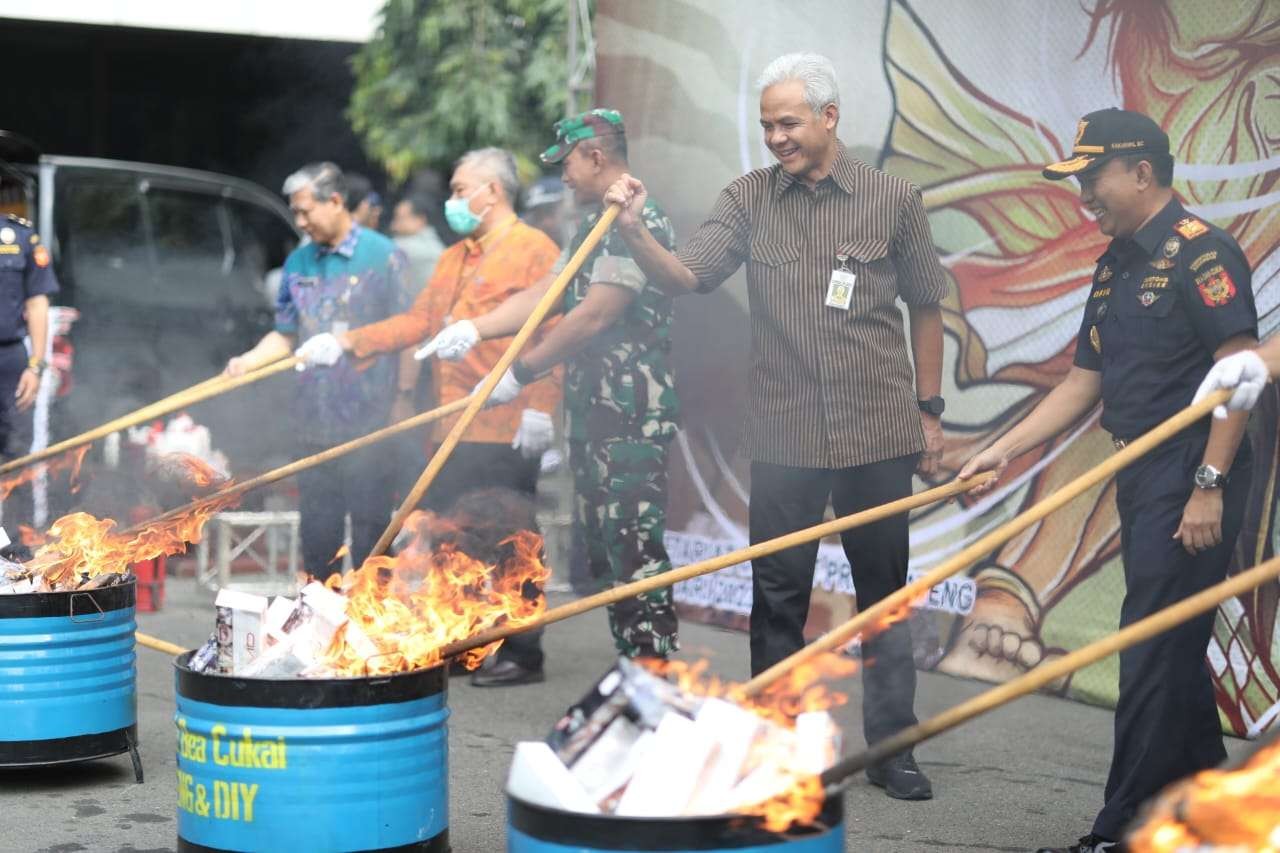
[1193,350,1269,419]
[539,447,564,473]
[475,368,524,409]
[294,333,345,370]
[415,320,479,362]
[512,409,555,460]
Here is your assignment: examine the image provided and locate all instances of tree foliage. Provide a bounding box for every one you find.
[349,0,579,182]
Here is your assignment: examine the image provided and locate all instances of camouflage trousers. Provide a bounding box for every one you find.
[569,436,679,658]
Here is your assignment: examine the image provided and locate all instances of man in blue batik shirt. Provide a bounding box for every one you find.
[226,162,405,580]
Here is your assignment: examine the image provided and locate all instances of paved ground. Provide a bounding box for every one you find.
[0,575,1251,853]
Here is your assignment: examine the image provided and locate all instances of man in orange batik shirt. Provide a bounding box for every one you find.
[295,147,561,687]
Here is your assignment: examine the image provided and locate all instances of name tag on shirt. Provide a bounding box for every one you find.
[825,269,856,310]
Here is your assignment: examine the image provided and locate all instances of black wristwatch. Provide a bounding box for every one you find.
[510,360,538,386]
[917,396,945,416]
[1194,464,1227,490]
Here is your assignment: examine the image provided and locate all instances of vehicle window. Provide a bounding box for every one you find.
[145,186,231,311]
[226,198,299,306]
[55,172,149,301]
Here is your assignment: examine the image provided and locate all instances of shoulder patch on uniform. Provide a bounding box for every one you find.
[1174,216,1209,240]
[1189,250,1217,272]
[1194,264,1236,307]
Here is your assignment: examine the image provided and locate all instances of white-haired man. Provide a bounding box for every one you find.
[295,147,561,687]
[226,161,406,581]
[604,53,949,800]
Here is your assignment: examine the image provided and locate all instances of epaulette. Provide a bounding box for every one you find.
[3,213,32,229]
[1173,216,1209,241]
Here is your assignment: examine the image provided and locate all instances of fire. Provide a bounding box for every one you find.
[1128,737,1280,851]
[150,452,227,490]
[0,446,88,501]
[18,524,46,547]
[643,653,857,831]
[22,455,239,588]
[318,514,549,676]
[329,544,350,565]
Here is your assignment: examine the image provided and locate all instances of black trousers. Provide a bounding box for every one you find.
[0,341,26,457]
[1092,433,1252,839]
[749,454,920,747]
[297,439,394,582]
[422,441,544,671]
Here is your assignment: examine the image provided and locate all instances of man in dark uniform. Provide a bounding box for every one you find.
[960,109,1257,852]
[0,214,57,458]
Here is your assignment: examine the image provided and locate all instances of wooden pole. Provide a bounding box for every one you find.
[438,474,993,659]
[127,397,470,534]
[739,388,1233,698]
[821,550,1280,789]
[368,205,621,558]
[0,356,301,475]
[135,630,186,656]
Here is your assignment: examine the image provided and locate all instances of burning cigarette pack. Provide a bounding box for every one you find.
[0,541,132,595]
[510,658,841,823]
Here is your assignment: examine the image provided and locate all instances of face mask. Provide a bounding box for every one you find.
[444,186,490,235]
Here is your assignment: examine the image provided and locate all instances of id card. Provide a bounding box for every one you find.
[825,269,856,310]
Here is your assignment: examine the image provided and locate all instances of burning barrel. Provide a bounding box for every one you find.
[174,652,450,852]
[506,794,846,852]
[0,578,141,778]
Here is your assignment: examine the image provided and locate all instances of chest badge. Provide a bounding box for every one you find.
[1090,326,1102,354]
[1096,265,1113,283]
[1148,257,1176,270]
[0,227,13,245]
[1139,290,1158,307]
[1163,237,1181,259]
[1096,301,1108,320]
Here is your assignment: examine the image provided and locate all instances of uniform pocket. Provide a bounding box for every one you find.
[838,239,891,265]
[749,242,799,267]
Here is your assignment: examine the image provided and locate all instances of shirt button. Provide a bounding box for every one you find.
[1121,272,1129,279]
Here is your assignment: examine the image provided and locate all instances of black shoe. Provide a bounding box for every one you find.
[1036,834,1124,853]
[865,751,933,800]
[469,659,545,687]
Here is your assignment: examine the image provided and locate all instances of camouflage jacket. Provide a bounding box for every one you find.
[561,200,680,442]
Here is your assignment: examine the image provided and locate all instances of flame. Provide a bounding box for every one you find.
[151,452,227,490]
[21,455,240,587]
[642,653,858,832]
[1128,737,1280,851]
[317,514,549,676]
[18,524,46,548]
[0,446,89,501]
[329,544,350,565]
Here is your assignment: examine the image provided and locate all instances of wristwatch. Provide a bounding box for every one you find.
[510,360,538,386]
[1194,464,1227,489]
[917,396,945,416]
[25,357,44,375]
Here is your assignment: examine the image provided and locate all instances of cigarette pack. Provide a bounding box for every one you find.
[507,741,601,813]
[615,712,714,817]
[189,633,219,674]
[263,596,297,645]
[214,589,270,673]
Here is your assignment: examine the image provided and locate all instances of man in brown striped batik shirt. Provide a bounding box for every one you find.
[605,52,949,801]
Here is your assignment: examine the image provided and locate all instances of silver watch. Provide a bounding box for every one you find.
[1194,464,1226,489]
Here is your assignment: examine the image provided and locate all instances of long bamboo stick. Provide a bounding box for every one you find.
[135,631,186,656]
[438,473,993,659]
[739,388,1233,697]
[126,397,470,534]
[368,205,622,558]
[821,550,1280,789]
[0,355,301,475]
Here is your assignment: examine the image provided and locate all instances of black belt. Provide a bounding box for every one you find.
[0,340,24,348]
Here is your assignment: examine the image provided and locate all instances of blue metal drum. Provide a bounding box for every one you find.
[506,794,845,852]
[174,653,450,852]
[0,579,140,776]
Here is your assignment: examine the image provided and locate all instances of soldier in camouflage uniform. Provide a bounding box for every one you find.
[419,110,681,658]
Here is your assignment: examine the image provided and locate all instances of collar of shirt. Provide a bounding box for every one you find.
[1102,197,1185,260]
[461,213,519,257]
[773,142,858,200]
[318,224,361,259]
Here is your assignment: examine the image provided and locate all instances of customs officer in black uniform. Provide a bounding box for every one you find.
[0,213,57,456]
[959,109,1258,853]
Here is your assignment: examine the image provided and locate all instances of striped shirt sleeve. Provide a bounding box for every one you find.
[676,184,750,293]
[892,186,950,305]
